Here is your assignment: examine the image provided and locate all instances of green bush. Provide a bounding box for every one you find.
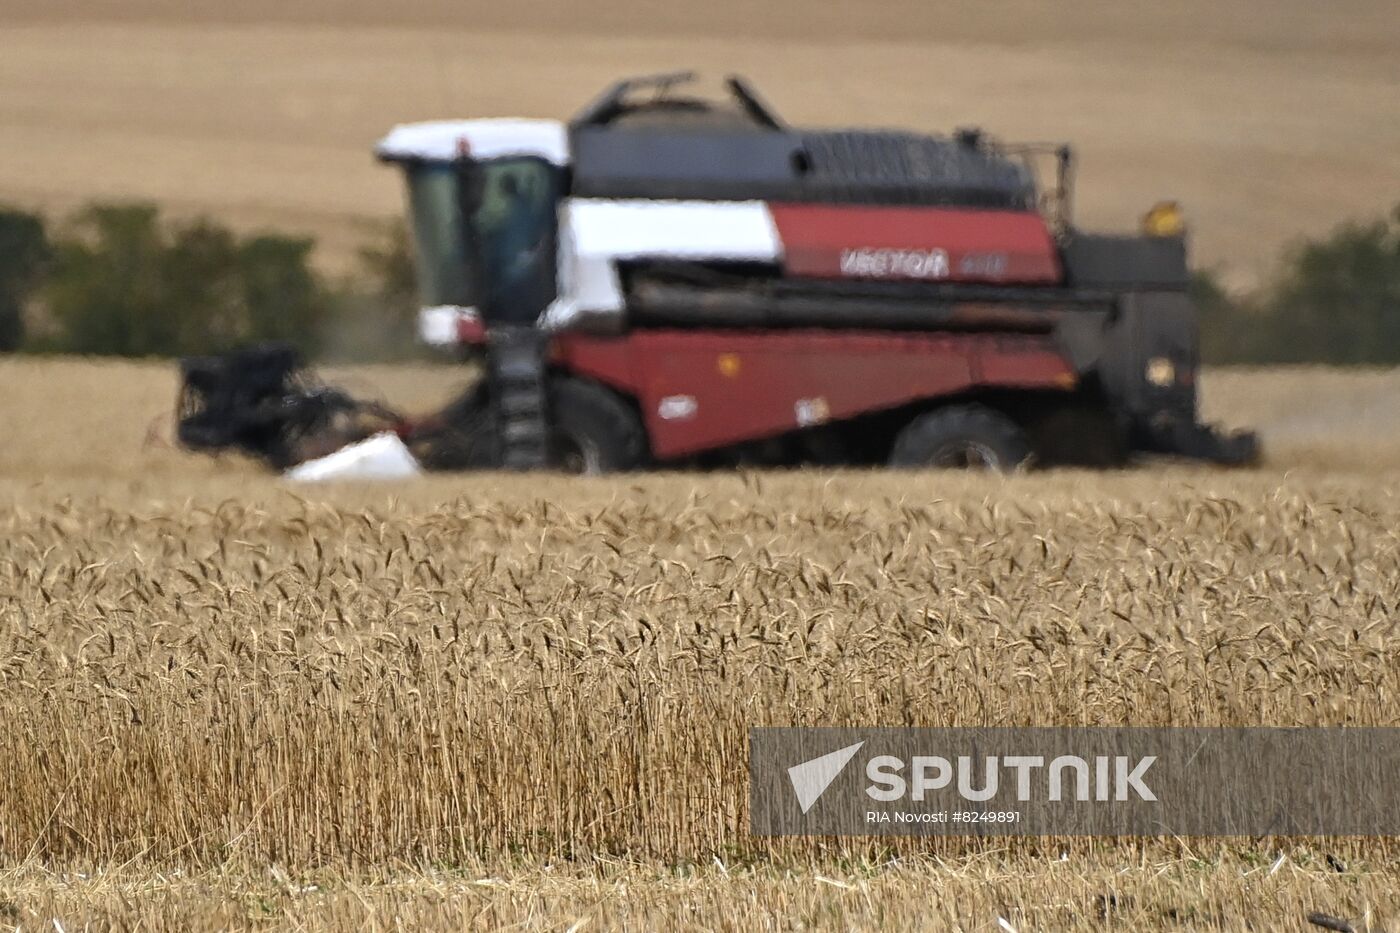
[1201,205,1400,365]
[44,204,328,358]
[0,207,51,352]
[1264,206,1400,364]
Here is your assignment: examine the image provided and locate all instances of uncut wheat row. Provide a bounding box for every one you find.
[1,472,1396,870]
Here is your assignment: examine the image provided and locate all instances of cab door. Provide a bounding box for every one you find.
[468,157,562,326]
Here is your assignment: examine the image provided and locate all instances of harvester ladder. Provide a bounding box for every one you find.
[487,326,551,470]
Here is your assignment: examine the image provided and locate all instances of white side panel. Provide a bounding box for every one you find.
[547,199,783,328]
[378,119,569,166]
[568,199,783,260]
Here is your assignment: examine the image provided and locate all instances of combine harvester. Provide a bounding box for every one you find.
[375,72,1256,473]
[180,72,1256,476]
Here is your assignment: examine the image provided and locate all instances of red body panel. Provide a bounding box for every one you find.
[553,329,1076,460]
[768,204,1062,285]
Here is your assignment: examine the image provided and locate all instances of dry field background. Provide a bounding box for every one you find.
[0,358,1398,929]
[2,1,1399,282]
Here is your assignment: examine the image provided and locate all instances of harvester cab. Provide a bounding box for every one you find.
[377,73,1258,472]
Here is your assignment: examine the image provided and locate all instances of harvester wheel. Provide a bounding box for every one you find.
[549,378,647,475]
[889,404,1030,472]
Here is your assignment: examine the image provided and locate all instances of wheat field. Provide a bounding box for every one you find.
[0,357,1397,929]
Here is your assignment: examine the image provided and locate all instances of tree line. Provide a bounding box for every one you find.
[0,203,419,360]
[1196,205,1400,365]
[1,200,1398,363]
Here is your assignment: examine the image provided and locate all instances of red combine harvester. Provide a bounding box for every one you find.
[378,72,1257,473]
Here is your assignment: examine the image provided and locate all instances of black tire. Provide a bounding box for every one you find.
[419,378,647,474]
[889,404,1031,471]
[549,377,647,474]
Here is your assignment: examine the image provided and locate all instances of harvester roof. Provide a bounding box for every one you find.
[376,119,568,166]
[570,72,1037,209]
[377,74,1038,211]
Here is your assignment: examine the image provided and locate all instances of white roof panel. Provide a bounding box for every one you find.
[376,119,569,166]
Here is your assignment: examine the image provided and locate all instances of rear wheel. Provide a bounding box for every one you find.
[889,404,1031,471]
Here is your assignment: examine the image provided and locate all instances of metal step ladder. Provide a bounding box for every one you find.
[486,326,550,470]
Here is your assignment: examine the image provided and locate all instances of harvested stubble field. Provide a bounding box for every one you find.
[3,0,1400,281]
[1,358,1399,930]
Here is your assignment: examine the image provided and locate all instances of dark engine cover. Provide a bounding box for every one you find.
[1061,233,1190,290]
[571,126,1037,209]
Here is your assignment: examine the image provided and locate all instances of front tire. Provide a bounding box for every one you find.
[889,404,1031,471]
[549,377,647,474]
[419,378,647,474]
